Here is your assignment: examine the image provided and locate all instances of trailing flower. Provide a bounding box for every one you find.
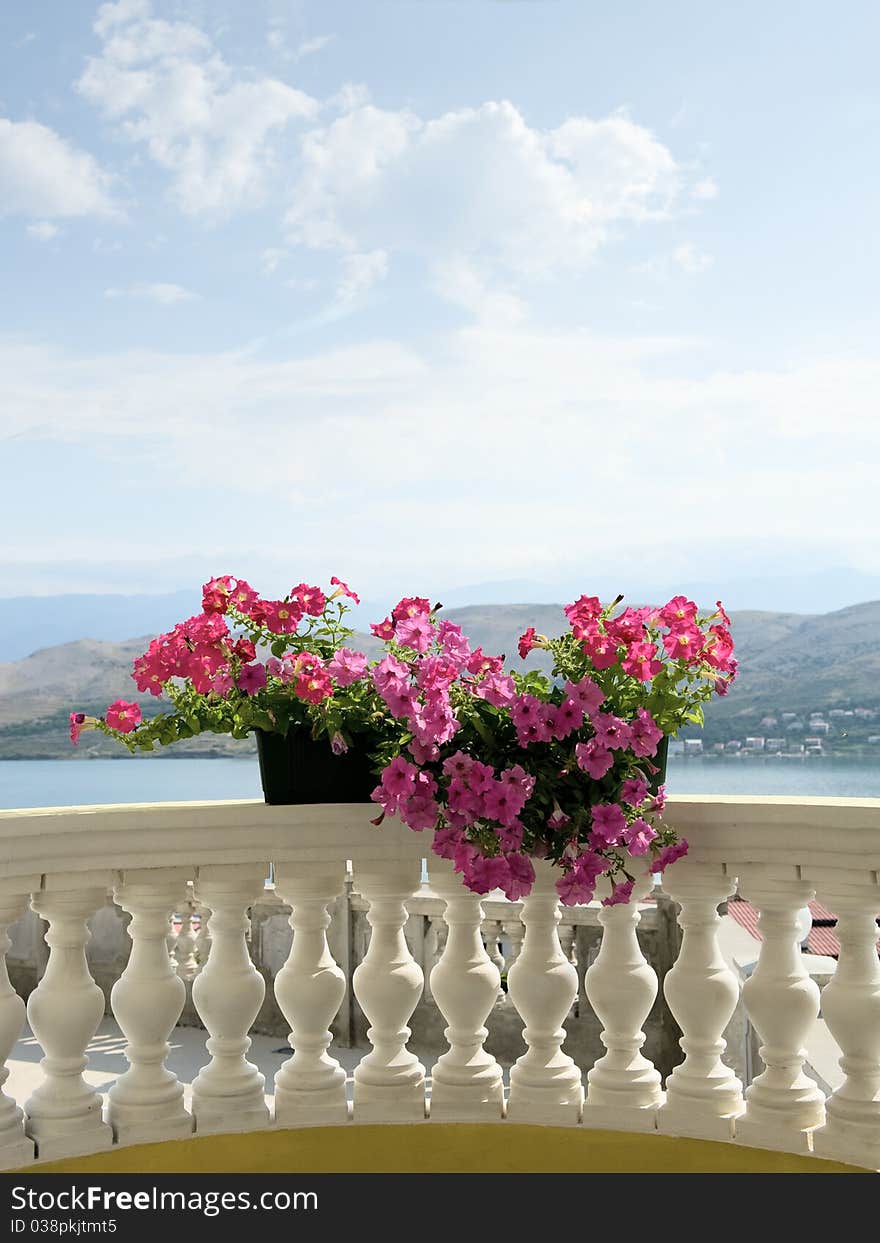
[367,593,735,906]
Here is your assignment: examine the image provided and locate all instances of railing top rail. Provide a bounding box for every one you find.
[0,795,879,884]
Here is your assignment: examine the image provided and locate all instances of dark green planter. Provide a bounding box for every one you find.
[255,729,378,805]
[649,735,669,795]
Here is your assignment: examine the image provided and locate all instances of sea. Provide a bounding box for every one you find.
[2,755,879,810]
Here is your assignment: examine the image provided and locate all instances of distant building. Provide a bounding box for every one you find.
[766,738,786,752]
[744,737,765,751]
[781,712,799,722]
[786,720,804,733]
[712,742,725,753]
[683,739,703,755]
[725,740,742,752]
[760,716,778,728]
[829,709,854,718]
[868,736,880,744]
[854,708,876,719]
[809,721,830,736]
[804,737,824,752]
[668,739,685,756]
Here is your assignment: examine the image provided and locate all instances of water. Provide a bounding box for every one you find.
[1,756,879,810]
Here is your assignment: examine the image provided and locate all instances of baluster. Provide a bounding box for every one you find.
[272,864,348,1126]
[559,923,576,967]
[428,860,504,1120]
[482,920,505,977]
[190,865,269,1134]
[656,864,744,1140]
[503,918,524,974]
[0,887,36,1168]
[810,877,880,1168]
[174,899,199,981]
[506,860,583,1124]
[583,864,663,1131]
[423,917,444,1003]
[25,878,113,1160]
[108,870,193,1144]
[194,901,211,968]
[352,865,426,1121]
[735,867,825,1152]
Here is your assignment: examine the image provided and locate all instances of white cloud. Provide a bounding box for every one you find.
[2,328,877,587]
[672,243,714,273]
[294,35,334,61]
[692,176,719,200]
[286,101,688,315]
[26,221,61,241]
[0,117,117,219]
[104,282,198,304]
[78,0,318,216]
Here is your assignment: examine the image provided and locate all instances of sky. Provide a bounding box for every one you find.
[1,0,879,611]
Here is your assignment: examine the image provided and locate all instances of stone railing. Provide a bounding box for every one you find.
[0,796,878,1170]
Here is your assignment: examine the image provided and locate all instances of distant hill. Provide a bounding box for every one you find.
[0,602,877,760]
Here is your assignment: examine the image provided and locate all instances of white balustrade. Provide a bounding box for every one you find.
[0,885,37,1168]
[108,870,193,1144]
[273,864,348,1126]
[173,897,200,980]
[506,860,583,1124]
[193,901,211,967]
[190,864,270,1134]
[734,866,825,1152]
[0,797,878,1171]
[502,919,524,973]
[428,860,504,1120]
[24,876,114,1160]
[583,864,663,1132]
[810,873,880,1167]
[657,862,744,1140]
[352,865,426,1122]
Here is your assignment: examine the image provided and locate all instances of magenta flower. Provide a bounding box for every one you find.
[262,600,303,634]
[622,818,657,856]
[502,854,535,900]
[432,825,464,860]
[650,839,690,873]
[461,854,510,895]
[580,627,620,670]
[552,698,584,740]
[330,732,349,756]
[575,740,614,779]
[517,627,537,659]
[201,575,235,614]
[69,712,86,745]
[602,878,635,907]
[327,647,368,687]
[237,663,267,695]
[630,708,663,757]
[475,672,516,708]
[589,802,627,846]
[621,641,663,682]
[395,612,434,653]
[620,777,649,807]
[591,713,632,751]
[105,699,142,734]
[288,583,324,615]
[329,575,360,605]
[392,596,431,622]
[210,671,234,695]
[564,677,604,715]
[663,625,703,662]
[370,616,395,640]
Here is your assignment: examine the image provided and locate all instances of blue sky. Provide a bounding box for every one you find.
[1,0,878,609]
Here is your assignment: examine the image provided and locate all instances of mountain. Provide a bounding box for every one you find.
[0,602,877,760]
[4,568,880,661]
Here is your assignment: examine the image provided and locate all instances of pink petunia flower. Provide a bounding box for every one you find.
[602,878,636,907]
[329,576,360,605]
[237,663,267,695]
[105,699,142,734]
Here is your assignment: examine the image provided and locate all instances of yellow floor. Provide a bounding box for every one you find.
[21,1125,868,1175]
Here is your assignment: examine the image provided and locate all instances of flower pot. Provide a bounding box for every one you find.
[649,735,669,795]
[255,729,378,805]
